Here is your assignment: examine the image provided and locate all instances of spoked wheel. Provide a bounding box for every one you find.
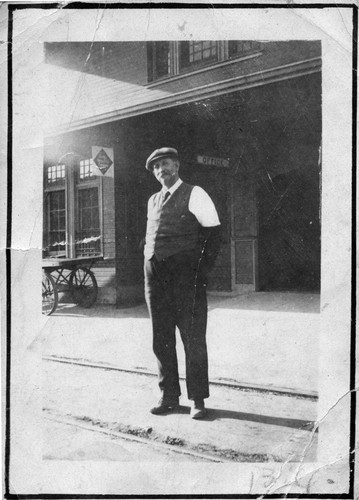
[42,271,58,316]
[69,267,98,308]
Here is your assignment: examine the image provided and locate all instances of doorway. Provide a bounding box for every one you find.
[257,167,321,291]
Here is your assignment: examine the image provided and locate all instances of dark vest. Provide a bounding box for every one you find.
[144,182,200,260]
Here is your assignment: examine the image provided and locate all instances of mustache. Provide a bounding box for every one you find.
[157,170,175,176]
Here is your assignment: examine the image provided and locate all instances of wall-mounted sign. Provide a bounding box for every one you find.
[196,155,230,168]
[92,146,114,176]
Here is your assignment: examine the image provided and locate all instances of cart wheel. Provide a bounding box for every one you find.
[70,267,98,308]
[42,271,58,316]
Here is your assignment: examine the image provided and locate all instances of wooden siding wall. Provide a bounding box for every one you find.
[96,173,116,304]
[92,263,116,304]
[208,243,232,291]
[102,176,116,259]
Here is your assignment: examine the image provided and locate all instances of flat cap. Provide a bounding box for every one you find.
[145,147,179,171]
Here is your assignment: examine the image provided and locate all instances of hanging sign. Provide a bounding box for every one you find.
[196,155,230,168]
[92,146,114,177]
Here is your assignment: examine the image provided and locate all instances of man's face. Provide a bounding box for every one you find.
[152,157,179,188]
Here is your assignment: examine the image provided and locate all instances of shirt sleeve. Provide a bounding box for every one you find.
[188,186,221,227]
[147,195,153,214]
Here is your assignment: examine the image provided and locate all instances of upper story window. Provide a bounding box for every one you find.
[228,41,262,59]
[147,42,170,82]
[180,41,218,70]
[147,40,262,83]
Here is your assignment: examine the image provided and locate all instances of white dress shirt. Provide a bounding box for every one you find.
[161,179,220,227]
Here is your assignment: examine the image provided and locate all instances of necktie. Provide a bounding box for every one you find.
[163,191,170,203]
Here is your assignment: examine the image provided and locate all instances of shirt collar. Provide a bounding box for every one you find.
[162,178,183,196]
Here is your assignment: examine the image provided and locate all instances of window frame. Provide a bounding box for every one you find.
[43,159,104,259]
[147,40,263,83]
[147,41,172,83]
[44,164,67,257]
[44,185,67,257]
[75,175,104,258]
[179,41,219,73]
[227,41,263,60]
[46,163,66,186]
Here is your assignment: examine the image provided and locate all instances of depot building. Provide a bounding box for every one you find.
[43,40,322,305]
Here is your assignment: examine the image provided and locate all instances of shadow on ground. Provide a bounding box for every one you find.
[159,406,317,432]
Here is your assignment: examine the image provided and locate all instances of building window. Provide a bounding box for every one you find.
[228,41,262,59]
[147,42,170,82]
[43,159,103,258]
[79,159,96,181]
[76,187,101,256]
[147,40,262,83]
[47,164,65,185]
[47,190,66,255]
[180,41,218,70]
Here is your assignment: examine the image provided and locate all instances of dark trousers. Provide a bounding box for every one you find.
[144,251,209,401]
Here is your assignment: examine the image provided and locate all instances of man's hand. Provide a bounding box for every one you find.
[199,225,222,274]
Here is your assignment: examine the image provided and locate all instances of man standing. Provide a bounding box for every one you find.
[144,147,221,419]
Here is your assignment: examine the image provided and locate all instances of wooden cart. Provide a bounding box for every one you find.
[42,256,103,315]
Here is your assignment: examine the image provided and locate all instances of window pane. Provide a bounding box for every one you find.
[180,42,190,66]
[155,42,170,78]
[79,159,95,181]
[147,41,170,82]
[76,187,101,256]
[47,164,65,185]
[81,208,92,227]
[92,210,99,227]
[228,41,261,58]
[180,41,217,69]
[46,190,66,254]
[59,214,66,229]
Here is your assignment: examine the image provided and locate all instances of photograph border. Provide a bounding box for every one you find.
[4,2,357,498]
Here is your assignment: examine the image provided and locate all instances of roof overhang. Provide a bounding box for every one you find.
[47,57,321,137]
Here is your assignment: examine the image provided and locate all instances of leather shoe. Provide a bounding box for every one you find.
[150,397,179,415]
[190,399,207,419]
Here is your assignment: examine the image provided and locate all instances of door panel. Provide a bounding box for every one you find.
[231,177,257,290]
